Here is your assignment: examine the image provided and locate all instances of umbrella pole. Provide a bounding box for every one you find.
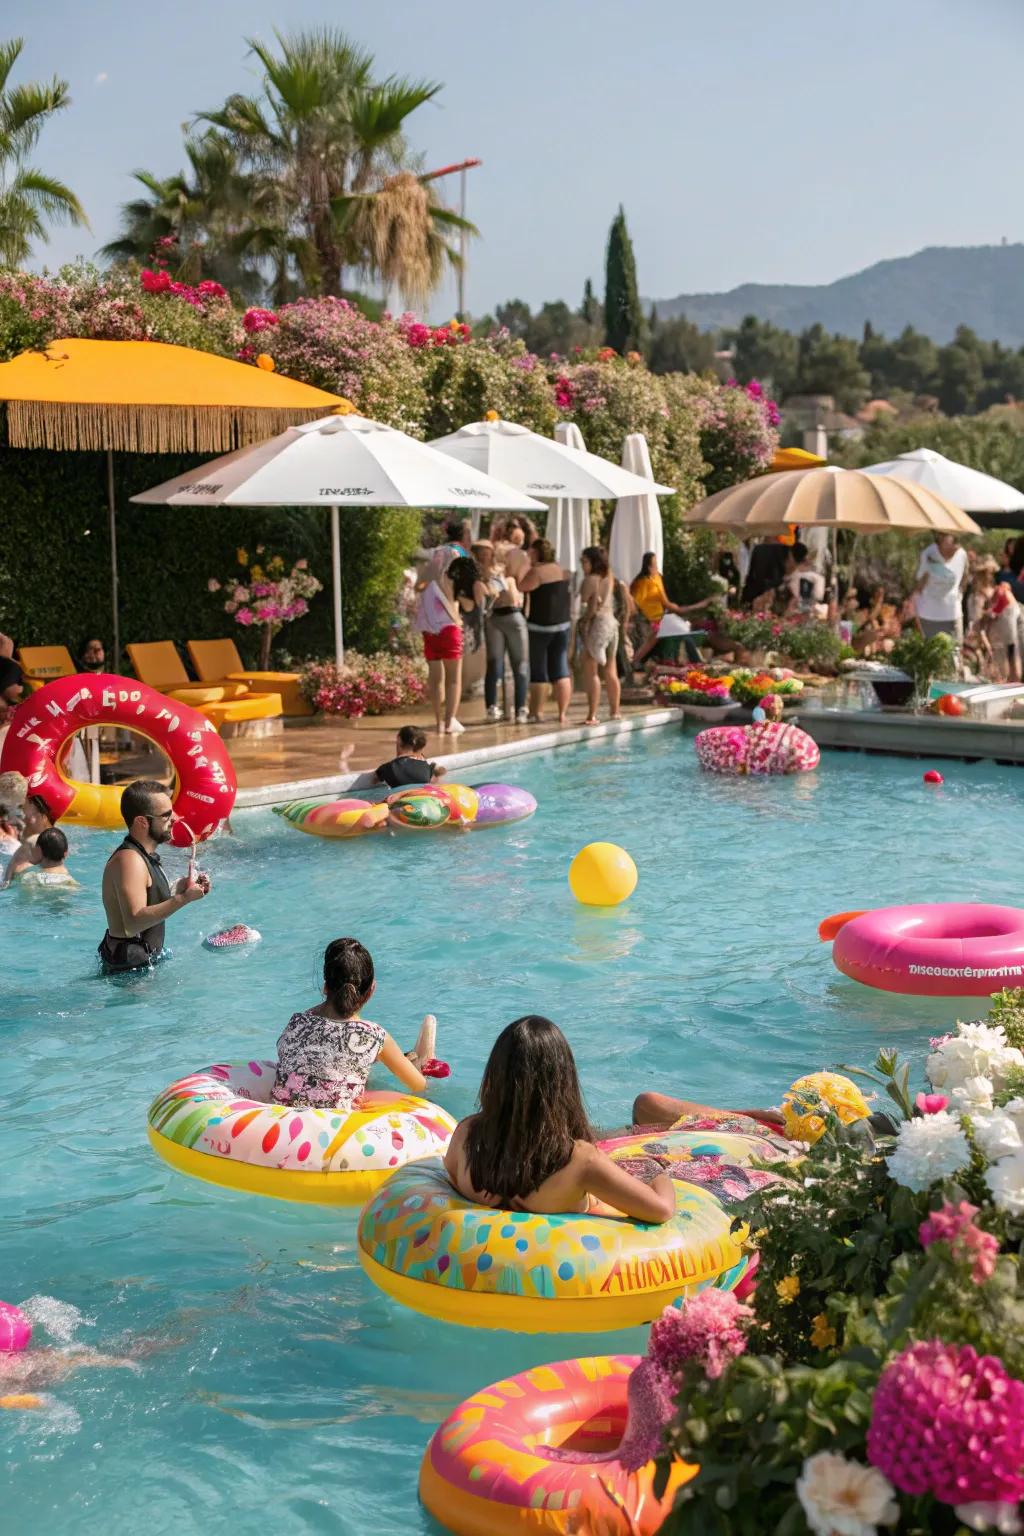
[107,449,120,671]
[330,504,344,669]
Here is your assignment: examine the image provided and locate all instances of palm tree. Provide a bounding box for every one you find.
[0,37,88,268]
[102,132,266,301]
[196,28,472,303]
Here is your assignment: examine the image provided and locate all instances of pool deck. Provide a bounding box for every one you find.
[793,707,1024,766]
[230,695,676,807]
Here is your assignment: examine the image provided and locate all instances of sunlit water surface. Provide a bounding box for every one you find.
[3,725,1018,1534]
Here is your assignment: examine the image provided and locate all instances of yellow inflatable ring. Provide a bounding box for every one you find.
[147,1060,455,1206]
[357,1129,754,1333]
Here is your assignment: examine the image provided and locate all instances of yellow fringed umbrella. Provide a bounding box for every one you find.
[0,338,350,663]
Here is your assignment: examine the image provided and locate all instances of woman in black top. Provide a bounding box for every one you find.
[519,539,573,725]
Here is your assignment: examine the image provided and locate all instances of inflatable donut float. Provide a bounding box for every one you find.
[695,720,819,775]
[147,1061,455,1205]
[276,783,537,838]
[420,1354,693,1536]
[0,674,236,838]
[829,902,1024,996]
[356,1126,781,1333]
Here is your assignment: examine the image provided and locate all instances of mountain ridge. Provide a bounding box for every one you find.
[650,244,1024,346]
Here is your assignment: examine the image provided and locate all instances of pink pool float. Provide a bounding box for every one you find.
[204,924,262,950]
[830,903,1024,996]
[695,720,820,776]
[0,1302,31,1352]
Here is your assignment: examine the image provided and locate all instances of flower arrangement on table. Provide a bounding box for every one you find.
[299,651,427,719]
[640,1017,1024,1536]
[728,669,804,707]
[656,668,734,707]
[208,548,322,670]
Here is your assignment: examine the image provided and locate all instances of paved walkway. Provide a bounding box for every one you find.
[227,690,658,791]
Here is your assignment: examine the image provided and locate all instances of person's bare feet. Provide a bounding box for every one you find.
[582,716,599,726]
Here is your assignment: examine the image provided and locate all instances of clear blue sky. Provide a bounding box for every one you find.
[7,0,1022,321]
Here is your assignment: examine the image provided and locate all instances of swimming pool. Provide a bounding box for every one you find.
[3,726,1017,1535]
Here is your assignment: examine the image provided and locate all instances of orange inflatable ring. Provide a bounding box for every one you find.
[0,673,236,840]
[420,1354,693,1536]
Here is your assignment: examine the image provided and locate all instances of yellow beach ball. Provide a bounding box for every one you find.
[569,842,638,907]
[781,1072,869,1144]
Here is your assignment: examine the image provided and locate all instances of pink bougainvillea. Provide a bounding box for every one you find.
[919,1200,999,1285]
[647,1290,753,1381]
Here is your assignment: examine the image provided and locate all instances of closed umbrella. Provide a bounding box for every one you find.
[133,411,545,666]
[859,447,1024,528]
[0,337,349,666]
[546,422,594,571]
[429,416,674,500]
[608,433,664,583]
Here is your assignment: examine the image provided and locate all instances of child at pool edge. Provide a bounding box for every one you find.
[444,1016,677,1222]
[272,938,432,1109]
[371,725,447,790]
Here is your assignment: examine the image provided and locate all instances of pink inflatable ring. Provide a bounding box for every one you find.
[832,902,1024,996]
[695,721,819,776]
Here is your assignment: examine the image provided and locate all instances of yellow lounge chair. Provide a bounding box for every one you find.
[16,645,76,692]
[126,642,282,731]
[187,638,313,717]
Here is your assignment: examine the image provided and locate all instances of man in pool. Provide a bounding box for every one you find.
[98,780,210,972]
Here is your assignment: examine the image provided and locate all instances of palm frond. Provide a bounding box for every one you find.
[10,167,88,228]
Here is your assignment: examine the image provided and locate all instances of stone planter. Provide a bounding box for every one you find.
[682,702,733,722]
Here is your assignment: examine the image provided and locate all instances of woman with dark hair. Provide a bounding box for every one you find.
[414,552,485,736]
[519,539,573,725]
[273,937,432,1110]
[474,540,530,723]
[630,552,714,670]
[578,546,620,725]
[443,1016,675,1220]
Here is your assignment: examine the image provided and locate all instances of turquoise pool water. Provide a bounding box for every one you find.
[3,726,1018,1535]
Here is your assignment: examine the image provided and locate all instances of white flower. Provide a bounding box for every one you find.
[950,1075,995,1114]
[955,1502,1023,1534]
[985,1149,1024,1216]
[1003,1098,1024,1134]
[796,1451,899,1536]
[972,1109,1024,1162]
[887,1112,970,1192]
[926,1021,1024,1094]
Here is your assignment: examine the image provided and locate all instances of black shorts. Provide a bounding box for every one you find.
[528,626,570,684]
[98,932,160,973]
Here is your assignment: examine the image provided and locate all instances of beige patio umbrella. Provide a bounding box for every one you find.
[684,466,982,535]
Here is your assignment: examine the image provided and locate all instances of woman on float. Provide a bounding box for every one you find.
[444,1015,675,1221]
[273,937,435,1110]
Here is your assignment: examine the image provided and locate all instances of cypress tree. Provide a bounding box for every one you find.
[604,205,645,354]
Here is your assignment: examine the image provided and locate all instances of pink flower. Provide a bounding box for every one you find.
[207,578,221,592]
[140,268,171,294]
[915,1092,949,1114]
[295,558,308,570]
[616,1358,675,1472]
[919,1199,999,1285]
[242,307,278,334]
[235,607,255,626]
[196,280,227,300]
[647,1290,752,1381]
[867,1341,1024,1506]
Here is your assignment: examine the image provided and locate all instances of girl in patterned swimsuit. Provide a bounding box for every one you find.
[273,938,429,1110]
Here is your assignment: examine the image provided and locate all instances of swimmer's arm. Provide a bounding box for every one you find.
[429,763,446,779]
[578,1143,676,1223]
[378,1032,427,1094]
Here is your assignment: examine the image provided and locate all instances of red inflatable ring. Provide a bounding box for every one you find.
[832,902,1024,996]
[0,674,236,841]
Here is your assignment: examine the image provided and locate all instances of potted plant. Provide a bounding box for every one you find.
[888,631,957,711]
[210,547,322,669]
[656,670,735,720]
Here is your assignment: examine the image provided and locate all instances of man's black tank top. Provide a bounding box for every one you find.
[112,835,172,952]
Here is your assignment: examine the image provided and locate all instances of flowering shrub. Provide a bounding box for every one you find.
[646,1030,1024,1536]
[299,651,427,717]
[209,546,322,668]
[656,668,733,706]
[666,373,780,495]
[256,298,428,432]
[414,328,556,440]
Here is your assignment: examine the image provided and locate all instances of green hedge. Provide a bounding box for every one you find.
[0,443,422,666]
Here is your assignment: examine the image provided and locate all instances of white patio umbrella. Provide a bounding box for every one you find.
[429,417,675,500]
[546,422,594,571]
[608,433,665,583]
[859,447,1024,522]
[133,412,545,666]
